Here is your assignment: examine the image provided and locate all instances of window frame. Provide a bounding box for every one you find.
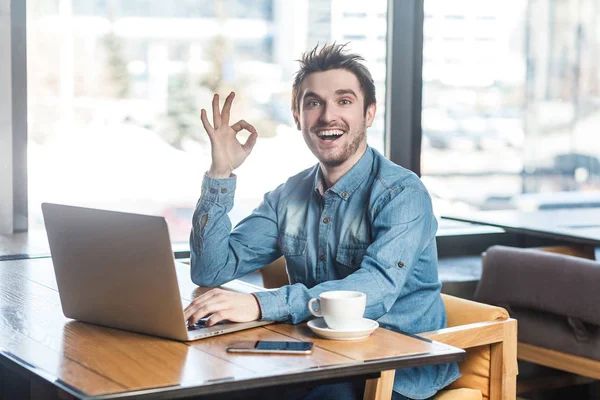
[385,0,423,175]
[1,0,28,234]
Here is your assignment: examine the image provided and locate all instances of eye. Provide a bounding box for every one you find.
[340,99,351,105]
[306,100,320,107]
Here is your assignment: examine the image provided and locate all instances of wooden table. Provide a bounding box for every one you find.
[443,208,600,260]
[0,257,464,400]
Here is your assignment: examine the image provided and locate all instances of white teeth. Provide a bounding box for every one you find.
[318,130,344,138]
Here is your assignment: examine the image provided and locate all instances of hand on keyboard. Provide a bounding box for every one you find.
[187,317,225,331]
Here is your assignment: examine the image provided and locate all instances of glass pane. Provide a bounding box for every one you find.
[27,0,388,247]
[422,0,600,220]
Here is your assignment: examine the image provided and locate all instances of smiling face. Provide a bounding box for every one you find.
[294,69,376,170]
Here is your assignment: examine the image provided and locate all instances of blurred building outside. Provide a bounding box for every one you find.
[422,0,600,215]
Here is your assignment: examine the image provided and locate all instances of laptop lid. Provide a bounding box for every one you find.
[42,203,191,341]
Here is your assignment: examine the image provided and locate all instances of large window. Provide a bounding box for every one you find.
[422,0,600,216]
[27,0,387,244]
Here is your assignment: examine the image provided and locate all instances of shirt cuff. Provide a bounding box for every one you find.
[252,289,289,321]
[201,173,237,205]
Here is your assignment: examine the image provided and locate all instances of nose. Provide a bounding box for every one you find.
[319,102,338,125]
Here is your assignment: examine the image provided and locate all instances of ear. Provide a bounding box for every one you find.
[293,113,301,130]
[365,103,376,128]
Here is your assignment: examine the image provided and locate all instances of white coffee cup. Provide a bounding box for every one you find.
[307,291,366,330]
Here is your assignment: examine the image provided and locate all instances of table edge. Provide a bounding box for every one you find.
[1,344,464,400]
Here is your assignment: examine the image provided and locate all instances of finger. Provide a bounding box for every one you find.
[185,302,202,321]
[206,310,230,327]
[184,289,220,320]
[185,290,228,323]
[230,119,257,134]
[188,300,227,325]
[200,109,213,136]
[186,306,212,325]
[212,94,221,129]
[221,92,235,127]
[242,131,258,154]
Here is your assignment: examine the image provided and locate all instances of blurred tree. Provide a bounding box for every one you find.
[199,35,226,92]
[103,1,129,98]
[103,30,130,98]
[164,72,204,149]
[161,0,278,148]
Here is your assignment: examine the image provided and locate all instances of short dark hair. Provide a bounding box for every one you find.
[291,43,376,116]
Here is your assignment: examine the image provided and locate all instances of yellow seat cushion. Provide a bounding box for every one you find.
[435,388,482,400]
[445,346,491,399]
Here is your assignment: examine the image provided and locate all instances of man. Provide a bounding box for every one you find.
[185,44,459,400]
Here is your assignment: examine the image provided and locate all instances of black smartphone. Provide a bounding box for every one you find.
[226,340,313,355]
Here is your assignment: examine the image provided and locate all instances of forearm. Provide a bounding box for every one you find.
[190,174,283,287]
[190,174,239,286]
[253,266,399,323]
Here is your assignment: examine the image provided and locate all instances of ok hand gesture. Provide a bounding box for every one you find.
[200,92,258,179]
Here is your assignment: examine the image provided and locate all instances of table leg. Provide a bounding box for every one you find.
[0,362,75,400]
[1,363,30,400]
[31,381,65,400]
[363,370,395,400]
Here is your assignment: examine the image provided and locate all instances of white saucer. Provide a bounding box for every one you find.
[307,318,379,341]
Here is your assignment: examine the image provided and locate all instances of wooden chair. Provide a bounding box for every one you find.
[476,245,600,396]
[259,258,518,400]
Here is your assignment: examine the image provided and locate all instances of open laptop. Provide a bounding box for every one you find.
[41,202,273,341]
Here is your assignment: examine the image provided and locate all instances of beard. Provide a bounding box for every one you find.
[313,119,367,168]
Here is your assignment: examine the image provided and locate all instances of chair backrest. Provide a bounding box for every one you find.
[260,257,289,288]
[476,245,600,362]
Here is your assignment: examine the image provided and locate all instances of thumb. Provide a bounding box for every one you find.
[242,131,258,154]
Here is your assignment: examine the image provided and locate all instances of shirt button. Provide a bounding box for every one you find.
[323,217,330,224]
[221,188,227,194]
[342,192,348,198]
[209,188,217,194]
[397,261,405,268]
[319,255,325,261]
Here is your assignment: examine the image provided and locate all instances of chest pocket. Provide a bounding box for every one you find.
[279,234,307,256]
[336,244,368,272]
[278,234,308,284]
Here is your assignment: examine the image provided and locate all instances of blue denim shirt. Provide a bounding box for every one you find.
[190,147,460,399]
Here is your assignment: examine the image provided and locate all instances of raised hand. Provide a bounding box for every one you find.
[200,92,258,178]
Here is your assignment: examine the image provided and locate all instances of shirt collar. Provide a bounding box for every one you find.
[313,146,373,200]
